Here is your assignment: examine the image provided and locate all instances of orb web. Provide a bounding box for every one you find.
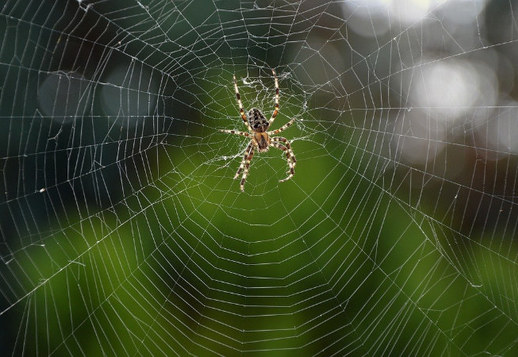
[1,0,518,355]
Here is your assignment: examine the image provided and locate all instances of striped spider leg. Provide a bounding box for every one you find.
[270,136,296,182]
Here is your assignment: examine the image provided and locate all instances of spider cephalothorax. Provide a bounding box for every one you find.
[220,70,297,192]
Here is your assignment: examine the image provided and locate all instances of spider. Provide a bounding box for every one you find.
[220,69,297,192]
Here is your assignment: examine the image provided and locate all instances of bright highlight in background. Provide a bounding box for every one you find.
[344,0,489,36]
[410,60,498,121]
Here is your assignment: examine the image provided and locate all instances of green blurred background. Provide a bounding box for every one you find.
[1,0,518,355]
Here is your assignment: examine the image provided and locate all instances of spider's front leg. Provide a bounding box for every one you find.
[234,142,255,191]
[271,137,296,183]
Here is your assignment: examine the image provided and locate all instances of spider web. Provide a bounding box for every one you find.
[1,0,518,355]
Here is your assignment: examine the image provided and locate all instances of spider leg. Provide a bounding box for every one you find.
[270,137,296,182]
[269,69,280,126]
[268,117,295,135]
[234,74,252,131]
[271,137,297,171]
[239,146,255,192]
[220,129,250,137]
[234,141,254,185]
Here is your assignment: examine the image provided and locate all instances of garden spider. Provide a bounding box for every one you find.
[220,69,297,192]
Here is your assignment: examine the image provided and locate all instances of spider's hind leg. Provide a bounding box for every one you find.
[268,117,295,136]
[269,69,280,126]
[234,75,252,131]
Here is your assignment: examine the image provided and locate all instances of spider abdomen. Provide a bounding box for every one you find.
[248,108,269,132]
